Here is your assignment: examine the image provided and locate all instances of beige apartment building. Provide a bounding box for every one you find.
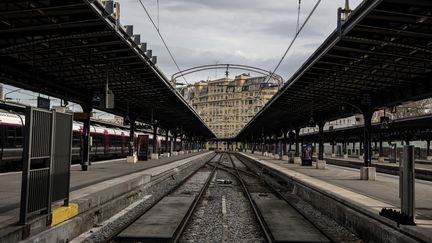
[180,73,282,150]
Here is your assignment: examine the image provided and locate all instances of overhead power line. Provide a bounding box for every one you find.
[296,0,301,34]
[263,0,322,88]
[137,0,189,85]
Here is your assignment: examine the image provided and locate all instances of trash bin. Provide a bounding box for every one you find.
[301,143,313,166]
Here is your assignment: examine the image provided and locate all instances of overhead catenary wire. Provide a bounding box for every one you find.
[137,0,189,85]
[261,0,322,90]
[296,0,301,34]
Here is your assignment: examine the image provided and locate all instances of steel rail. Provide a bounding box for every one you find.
[234,153,335,242]
[173,153,221,242]
[109,153,218,242]
[226,153,273,243]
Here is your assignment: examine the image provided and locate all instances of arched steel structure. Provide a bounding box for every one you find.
[171,64,284,85]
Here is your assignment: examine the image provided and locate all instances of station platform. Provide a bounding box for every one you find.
[0,151,213,242]
[325,156,432,180]
[240,152,432,242]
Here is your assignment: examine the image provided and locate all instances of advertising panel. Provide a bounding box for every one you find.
[301,143,313,166]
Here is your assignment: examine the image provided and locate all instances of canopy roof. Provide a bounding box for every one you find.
[238,0,432,139]
[0,0,215,138]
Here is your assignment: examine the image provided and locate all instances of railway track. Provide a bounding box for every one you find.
[113,152,361,243]
[225,153,331,243]
[113,153,220,242]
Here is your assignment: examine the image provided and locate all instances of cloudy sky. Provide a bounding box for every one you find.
[119,0,363,84]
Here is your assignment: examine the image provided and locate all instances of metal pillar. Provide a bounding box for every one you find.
[283,131,287,155]
[379,134,383,156]
[170,135,174,154]
[295,127,300,157]
[400,145,415,224]
[165,129,169,153]
[153,124,158,154]
[318,122,325,160]
[266,138,270,153]
[352,142,356,155]
[427,140,431,157]
[363,109,373,167]
[129,118,136,156]
[173,130,178,151]
[332,142,335,154]
[81,105,92,171]
[342,140,347,155]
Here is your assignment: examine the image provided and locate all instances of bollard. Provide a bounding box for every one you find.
[400,145,415,224]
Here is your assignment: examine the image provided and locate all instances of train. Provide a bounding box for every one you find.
[0,109,180,171]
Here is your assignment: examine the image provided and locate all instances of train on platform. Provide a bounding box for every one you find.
[0,109,180,171]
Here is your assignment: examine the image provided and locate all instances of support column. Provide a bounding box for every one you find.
[352,142,356,155]
[374,140,378,156]
[294,127,301,164]
[317,121,326,169]
[360,108,375,180]
[294,128,299,156]
[401,145,415,225]
[283,131,287,156]
[80,104,92,171]
[266,137,270,155]
[126,117,138,163]
[427,140,432,160]
[378,133,385,162]
[152,124,159,159]
[180,134,184,152]
[251,138,255,153]
[165,129,170,157]
[313,141,317,156]
[170,135,174,154]
[173,130,178,153]
[165,130,169,152]
[343,139,348,158]
[331,142,336,157]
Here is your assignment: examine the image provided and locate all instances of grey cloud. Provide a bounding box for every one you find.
[120,0,365,82]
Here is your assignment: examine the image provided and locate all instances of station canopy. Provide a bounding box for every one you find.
[237,0,432,139]
[0,0,215,138]
[300,115,432,143]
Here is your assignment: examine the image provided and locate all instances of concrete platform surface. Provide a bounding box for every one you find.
[0,151,204,225]
[241,152,432,242]
[116,196,194,242]
[325,156,432,180]
[252,193,329,243]
[328,155,432,171]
